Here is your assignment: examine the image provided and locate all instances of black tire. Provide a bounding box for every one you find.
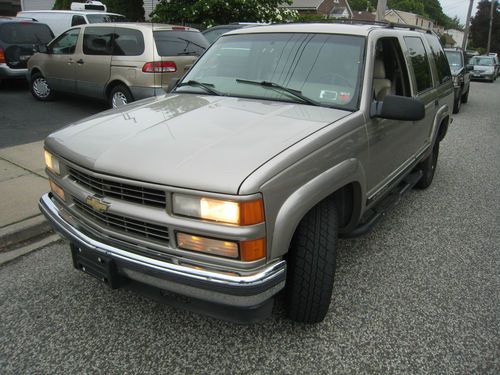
[31,72,55,101]
[415,141,440,189]
[452,88,462,114]
[286,199,338,324]
[109,84,133,108]
[461,87,469,103]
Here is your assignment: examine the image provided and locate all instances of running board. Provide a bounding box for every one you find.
[341,170,423,238]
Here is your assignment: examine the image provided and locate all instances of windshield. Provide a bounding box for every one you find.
[177,33,365,110]
[445,51,462,69]
[0,23,53,44]
[86,14,126,23]
[154,30,209,56]
[470,57,494,66]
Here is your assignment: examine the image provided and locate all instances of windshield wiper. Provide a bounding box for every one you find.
[236,79,320,106]
[176,80,223,96]
[176,37,207,51]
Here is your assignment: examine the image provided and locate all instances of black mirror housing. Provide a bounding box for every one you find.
[371,95,425,121]
[466,64,473,71]
[37,44,49,54]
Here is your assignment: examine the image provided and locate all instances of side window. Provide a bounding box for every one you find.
[404,36,433,93]
[71,15,86,27]
[83,27,113,55]
[113,28,144,56]
[49,28,80,55]
[424,34,451,84]
[373,38,411,101]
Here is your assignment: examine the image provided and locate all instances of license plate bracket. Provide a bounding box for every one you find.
[70,243,126,289]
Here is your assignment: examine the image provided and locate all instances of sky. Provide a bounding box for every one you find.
[440,0,481,24]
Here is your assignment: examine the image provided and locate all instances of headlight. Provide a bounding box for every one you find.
[44,150,60,175]
[173,194,264,225]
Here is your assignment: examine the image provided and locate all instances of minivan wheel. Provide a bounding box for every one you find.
[415,141,440,189]
[286,199,338,324]
[31,72,55,101]
[109,84,133,108]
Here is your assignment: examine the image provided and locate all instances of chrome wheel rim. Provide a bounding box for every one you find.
[112,92,128,108]
[33,77,50,98]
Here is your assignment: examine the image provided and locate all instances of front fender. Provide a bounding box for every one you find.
[267,158,366,259]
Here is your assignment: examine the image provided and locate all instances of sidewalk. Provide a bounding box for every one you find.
[0,141,56,253]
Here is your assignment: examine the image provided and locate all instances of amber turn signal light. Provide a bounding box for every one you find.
[240,238,266,261]
[49,179,65,201]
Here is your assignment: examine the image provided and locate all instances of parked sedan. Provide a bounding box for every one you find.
[0,17,54,83]
[469,55,497,82]
[28,23,208,107]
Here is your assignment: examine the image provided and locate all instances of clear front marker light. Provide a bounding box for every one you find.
[44,150,60,175]
[177,232,239,258]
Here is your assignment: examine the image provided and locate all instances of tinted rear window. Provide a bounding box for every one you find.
[83,27,113,55]
[153,30,209,56]
[86,14,126,23]
[0,23,53,44]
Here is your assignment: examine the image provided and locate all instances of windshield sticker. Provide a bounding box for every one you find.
[319,90,338,101]
[338,92,351,103]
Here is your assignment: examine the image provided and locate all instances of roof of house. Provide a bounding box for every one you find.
[280,0,324,10]
[351,11,376,21]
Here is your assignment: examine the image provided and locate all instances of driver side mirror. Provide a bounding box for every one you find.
[371,95,425,121]
[466,64,473,72]
[37,44,50,54]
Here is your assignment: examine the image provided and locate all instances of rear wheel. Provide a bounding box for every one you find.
[109,84,133,109]
[415,141,440,189]
[31,72,55,101]
[461,87,469,103]
[286,199,338,324]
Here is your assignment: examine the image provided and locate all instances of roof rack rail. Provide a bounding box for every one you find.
[385,21,433,34]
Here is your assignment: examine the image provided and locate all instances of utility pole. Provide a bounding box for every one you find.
[462,0,474,50]
[376,0,387,22]
[487,0,496,53]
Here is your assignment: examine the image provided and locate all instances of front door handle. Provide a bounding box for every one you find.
[76,59,84,64]
[67,58,74,64]
[434,99,439,107]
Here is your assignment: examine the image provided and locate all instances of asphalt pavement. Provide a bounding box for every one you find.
[0,80,106,148]
[1,81,499,374]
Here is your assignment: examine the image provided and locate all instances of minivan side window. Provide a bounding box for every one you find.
[424,34,451,84]
[71,15,86,27]
[404,36,433,93]
[49,28,80,54]
[83,27,113,55]
[113,28,144,56]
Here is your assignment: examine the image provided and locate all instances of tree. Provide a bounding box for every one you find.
[151,0,298,28]
[470,1,500,53]
[53,0,144,21]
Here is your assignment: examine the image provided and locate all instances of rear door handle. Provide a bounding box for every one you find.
[76,59,84,64]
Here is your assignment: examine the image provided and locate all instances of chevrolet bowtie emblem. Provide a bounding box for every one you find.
[85,195,110,212]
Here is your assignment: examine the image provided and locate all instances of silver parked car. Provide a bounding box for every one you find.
[39,23,453,323]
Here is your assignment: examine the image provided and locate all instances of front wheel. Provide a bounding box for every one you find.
[286,199,338,324]
[109,84,133,109]
[31,72,55,101]
[415,141,440,189]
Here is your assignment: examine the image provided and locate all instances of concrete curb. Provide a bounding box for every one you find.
[0,234,61,266]
[0,215,53,252]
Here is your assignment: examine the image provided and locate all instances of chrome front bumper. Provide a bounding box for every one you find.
[39,193,286,308]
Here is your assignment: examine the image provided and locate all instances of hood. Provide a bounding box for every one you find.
[46,94,349,194]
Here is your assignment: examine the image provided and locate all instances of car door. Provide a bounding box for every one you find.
[43,28,80,93]
[365,36,424,199]
[76,26,113,98]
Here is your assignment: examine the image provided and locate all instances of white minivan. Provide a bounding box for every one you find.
[17,10,126,37]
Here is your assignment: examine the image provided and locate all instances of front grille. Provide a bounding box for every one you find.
[69,167,166,208]
[73,198,170,243]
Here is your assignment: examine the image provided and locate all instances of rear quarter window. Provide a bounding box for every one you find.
[153,30,209,57]
[83,26,114,55]
[0,23,53,44]
[424,34,451,84]
[112,28,144,56]
[404,36,433,93]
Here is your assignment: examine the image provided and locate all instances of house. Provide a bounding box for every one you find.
[351,10,375,22]
[445,28,464,47]
[280,0,353,19]
[384,9,434,30]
